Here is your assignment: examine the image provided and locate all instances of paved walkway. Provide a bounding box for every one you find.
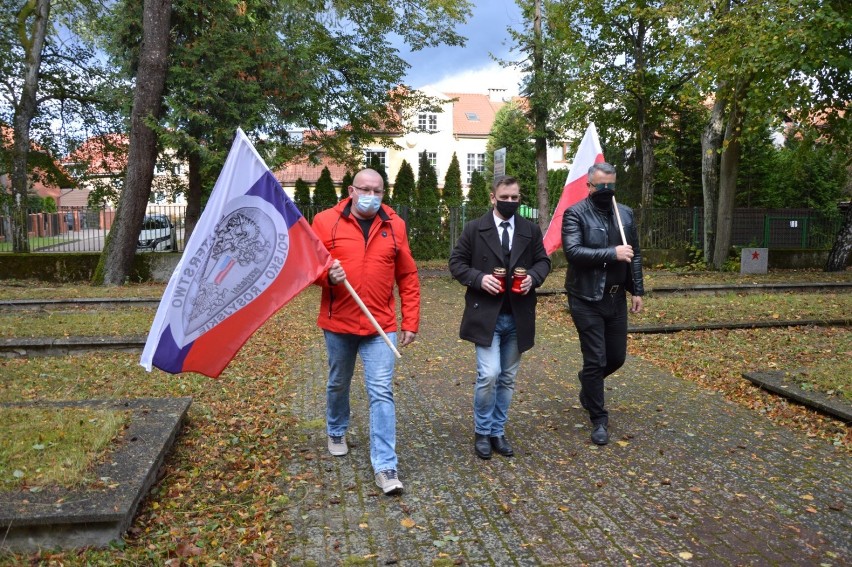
[280,282,850,566]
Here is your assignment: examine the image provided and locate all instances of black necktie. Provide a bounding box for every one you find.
[500,221,510,263]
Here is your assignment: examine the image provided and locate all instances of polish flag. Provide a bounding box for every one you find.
[140,129,332,377]
[542,123,605,255]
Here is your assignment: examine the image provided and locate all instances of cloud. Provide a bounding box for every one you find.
[421,61,524,97]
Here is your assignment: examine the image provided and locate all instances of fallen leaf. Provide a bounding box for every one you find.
[678,551,693,560]
[400,518,415,528]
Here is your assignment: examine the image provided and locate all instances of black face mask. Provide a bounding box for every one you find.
[495,200,519,219]
[590,189,615,210]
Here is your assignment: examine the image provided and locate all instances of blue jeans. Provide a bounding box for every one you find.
[324,330,398,473]
[473,313,521,437]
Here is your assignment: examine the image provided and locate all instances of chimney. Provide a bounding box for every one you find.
[488,88,507,102]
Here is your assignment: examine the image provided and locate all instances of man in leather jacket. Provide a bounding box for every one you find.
[561,162,644,446]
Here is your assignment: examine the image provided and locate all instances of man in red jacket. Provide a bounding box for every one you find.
[311,168,420,495]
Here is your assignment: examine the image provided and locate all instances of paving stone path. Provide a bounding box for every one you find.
[281,282,849,566]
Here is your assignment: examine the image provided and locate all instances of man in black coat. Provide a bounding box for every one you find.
[562,162,644,446]
[449,176,551,459]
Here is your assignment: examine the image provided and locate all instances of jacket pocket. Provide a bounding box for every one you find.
[586,226,607,248]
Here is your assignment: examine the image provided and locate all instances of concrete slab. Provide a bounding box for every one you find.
[0,336,146,358]
[0,397,191,553]
[744,370,852,423]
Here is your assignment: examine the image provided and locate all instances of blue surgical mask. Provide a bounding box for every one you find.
[355,194,382,215]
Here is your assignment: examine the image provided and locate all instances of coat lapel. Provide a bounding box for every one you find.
[509,219,532,268]
[477,213,505,263]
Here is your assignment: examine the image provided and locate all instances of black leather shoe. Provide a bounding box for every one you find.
[591,424,609,446]
[490,435,514,457]
[474,434,492,459]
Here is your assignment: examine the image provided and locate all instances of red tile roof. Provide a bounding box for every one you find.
[274,158,351,185]
[64,134,128,174]
[444,93,506,136]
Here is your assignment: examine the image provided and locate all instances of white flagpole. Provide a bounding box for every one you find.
[612,195,628,246]
[343,279,402,359]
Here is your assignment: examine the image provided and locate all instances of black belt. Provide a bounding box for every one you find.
[607,284,621,295]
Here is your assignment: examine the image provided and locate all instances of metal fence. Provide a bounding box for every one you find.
[0,205,185,253]
[638,207,843,250]
[0,204,842,256]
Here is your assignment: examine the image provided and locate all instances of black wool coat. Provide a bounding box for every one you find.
[448,211,551,353]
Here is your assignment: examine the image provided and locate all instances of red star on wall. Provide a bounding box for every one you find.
[752,251,760,260]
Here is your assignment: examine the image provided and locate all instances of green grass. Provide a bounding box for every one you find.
[0,279,166,300]
[0,235,75,252]
[0,407,128,491]
[0,307,156,338]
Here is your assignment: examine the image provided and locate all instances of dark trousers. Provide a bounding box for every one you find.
[569,290,628,425]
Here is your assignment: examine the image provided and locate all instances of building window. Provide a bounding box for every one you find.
[465,112,479,121]
[364,150,386,168]
[154,163,167,175]
[418,112,438,132]
[466,153,485,183]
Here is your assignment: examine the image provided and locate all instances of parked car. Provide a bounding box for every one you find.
[137,214,177,252]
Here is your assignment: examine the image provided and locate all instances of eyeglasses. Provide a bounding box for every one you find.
[351,184,384,196]
[587,182,616,191]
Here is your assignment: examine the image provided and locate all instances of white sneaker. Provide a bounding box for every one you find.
[327,435,348,456]
[375,469,403,495]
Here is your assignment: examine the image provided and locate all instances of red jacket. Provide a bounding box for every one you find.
[311,199,420,335]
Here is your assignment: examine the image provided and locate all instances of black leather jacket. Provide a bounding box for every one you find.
[561,198,644,301]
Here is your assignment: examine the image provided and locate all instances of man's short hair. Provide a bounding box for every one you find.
[587,162,616,180]
[492,175,518,193]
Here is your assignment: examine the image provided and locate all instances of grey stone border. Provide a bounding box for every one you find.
[0,298,160,311]
[743,370,851,423]
[0,397,191,553]
[538,281,852,297]
[0,336,148,358]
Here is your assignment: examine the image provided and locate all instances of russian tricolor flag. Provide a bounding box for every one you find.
[542,123,605,255]
[140,128,331,378]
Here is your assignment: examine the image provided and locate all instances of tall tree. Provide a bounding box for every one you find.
[5,0,50,253]
[411,150,444,259]
[484,102,536,205]
[466,169,489,207]
[293,177,311,211]
[700,0,852,268]
[391,159,415,208]
[313,166,337,209]
[1,0,117,253]
[102,0,471,245]
[443,152,463,207]
[540,0,702,225]
[340,170,353,201]
[96,0,172,285]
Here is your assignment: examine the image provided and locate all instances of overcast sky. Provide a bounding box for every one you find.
[393,0,526,96]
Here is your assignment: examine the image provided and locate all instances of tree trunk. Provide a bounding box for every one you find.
[633,17,655,245]
[532,0,550,232]
[97,0,171,285]
[639,119,656,244]
[10,0,51,253]
[701,94,726,264]
[712,101,744,270]
[183,151,203,245]
[825,198,852,271]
